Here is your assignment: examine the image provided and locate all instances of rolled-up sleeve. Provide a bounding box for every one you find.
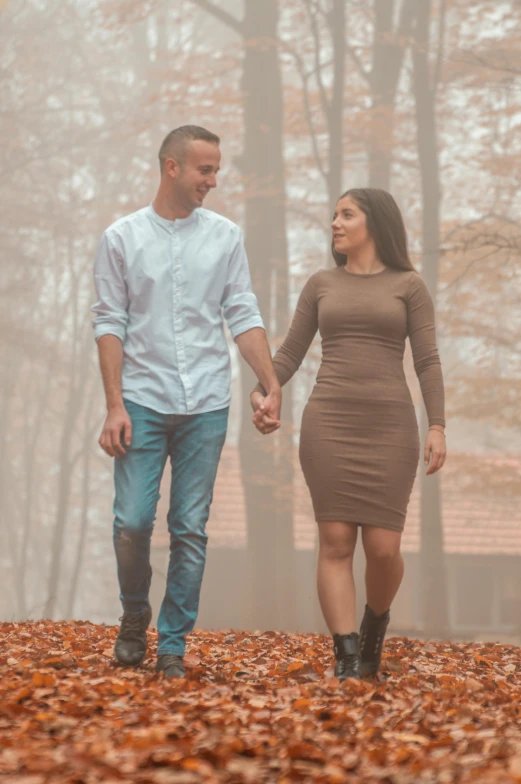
[221,229,264,339]
[91,232,129,343]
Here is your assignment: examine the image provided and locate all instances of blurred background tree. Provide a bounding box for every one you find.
[2,0,521,641]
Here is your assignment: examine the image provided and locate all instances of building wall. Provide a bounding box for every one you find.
[150,547,521,642]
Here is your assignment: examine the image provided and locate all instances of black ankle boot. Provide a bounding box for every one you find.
[332,632,361,681]
[359,604,390,676]
[114,604,152,666]
[156,654,186,679]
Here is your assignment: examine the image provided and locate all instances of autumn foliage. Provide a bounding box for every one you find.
[1,622,521,783]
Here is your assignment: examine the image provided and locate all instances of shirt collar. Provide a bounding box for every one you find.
[147,203,199,229]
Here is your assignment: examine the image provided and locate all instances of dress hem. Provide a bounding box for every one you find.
[314,517,405,533]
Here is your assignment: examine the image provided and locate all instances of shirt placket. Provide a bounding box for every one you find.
[171,226,195,412]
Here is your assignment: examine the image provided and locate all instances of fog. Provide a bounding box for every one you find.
[1,0,520,643]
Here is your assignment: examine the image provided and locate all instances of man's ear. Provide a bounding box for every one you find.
[164,157,180,181]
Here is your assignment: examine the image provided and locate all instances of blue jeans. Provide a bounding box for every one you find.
[113,399,229,656]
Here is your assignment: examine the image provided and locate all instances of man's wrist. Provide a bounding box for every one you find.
[264,380,281,396]
[107,397,125,412]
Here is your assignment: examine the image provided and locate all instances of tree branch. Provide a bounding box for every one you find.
[432,0,446,97]
[281,42,327,183]
[346,43,371,84]
[287,204,330,233]
[189,0,244,36]
[305,0,330,121]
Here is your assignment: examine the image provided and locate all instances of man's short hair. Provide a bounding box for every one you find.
[158,125,220,173]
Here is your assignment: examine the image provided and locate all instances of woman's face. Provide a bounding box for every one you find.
[332,195,371,256]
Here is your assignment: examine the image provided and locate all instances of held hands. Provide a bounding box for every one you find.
[99,404,132,457]
[424,426,447,475]
[250,388,281,435]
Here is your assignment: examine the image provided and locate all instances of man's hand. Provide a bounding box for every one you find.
[234,328,282,433]
[99,404,132,457]
[251,388,281,435]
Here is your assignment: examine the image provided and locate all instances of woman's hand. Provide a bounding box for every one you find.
[250,390,280,435]
[424,427,447,475]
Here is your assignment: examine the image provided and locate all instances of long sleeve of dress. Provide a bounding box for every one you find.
[407,273,446,427]
[254,274,319,395]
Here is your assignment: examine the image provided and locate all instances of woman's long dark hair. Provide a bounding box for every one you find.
[332,187,415,271]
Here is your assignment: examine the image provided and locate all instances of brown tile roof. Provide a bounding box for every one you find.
[151,446,521,556]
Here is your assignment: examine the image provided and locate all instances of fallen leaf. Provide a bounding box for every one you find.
[464,676,484,692]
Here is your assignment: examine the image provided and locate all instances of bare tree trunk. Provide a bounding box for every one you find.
[186,0,298,628]
[19,339,62,618]
[44,290,92,619]
[307,0,347,631]
[298,0,346,215]
[66,377,102,619]
[0,360,23,616]
[326,0,346,215]
[238,0,296,629]
[369,0,415,188]
[412,0,449,638]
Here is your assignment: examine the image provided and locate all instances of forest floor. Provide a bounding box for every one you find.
[1,622,521,783]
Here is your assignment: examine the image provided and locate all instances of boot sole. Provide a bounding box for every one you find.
[156,668,185,679]
[114,648,147,667]
[360,662,379,676]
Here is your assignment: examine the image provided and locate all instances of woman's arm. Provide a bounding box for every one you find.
[407,273,446,473]
[251,274,319,433]
[407,273,445,427]
[253,273,319,397]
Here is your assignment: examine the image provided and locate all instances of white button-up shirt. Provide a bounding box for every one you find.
[92,204,264,414]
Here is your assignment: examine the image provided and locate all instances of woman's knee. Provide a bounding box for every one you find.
[363,527,402,564]
[366,547,402,567]
[318,521,358,561]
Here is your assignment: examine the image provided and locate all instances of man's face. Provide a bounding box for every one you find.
[173,140,221,211]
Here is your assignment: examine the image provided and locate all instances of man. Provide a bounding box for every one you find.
[92,125,281,679]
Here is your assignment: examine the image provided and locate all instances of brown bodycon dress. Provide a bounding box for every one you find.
[258,265,445,532]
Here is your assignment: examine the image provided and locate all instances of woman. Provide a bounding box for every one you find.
[251,188,446,681]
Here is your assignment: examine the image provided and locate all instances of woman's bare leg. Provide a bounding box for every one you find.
[362,526,403,614]
[317,521,358,633]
